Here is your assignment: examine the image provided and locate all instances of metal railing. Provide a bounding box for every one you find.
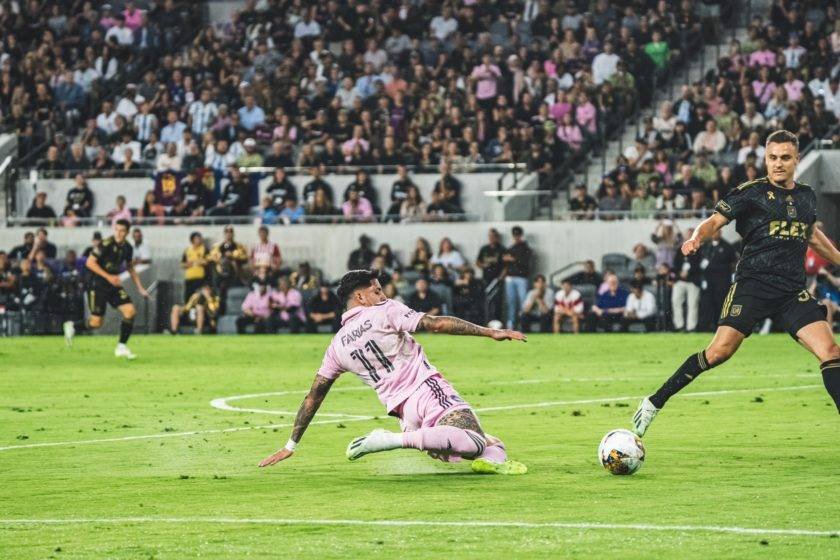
[1,212,483,229]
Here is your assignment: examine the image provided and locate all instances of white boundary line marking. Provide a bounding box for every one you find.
[0,384,821,452]
[0,517,836,537]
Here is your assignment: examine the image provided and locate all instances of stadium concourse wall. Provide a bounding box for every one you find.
[14,171,529,223]
[0,219,738,284]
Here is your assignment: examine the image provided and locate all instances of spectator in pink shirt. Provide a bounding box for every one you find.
[783,69,805,102]
[470,54,501,111]
[342,125,370,158]
[108,195,132,227]
[557,112,583,153]
[549,90,572,123]
[122,2,144,31]
[342,189,374,222]
[748,39,777,67]
[269,276,305,333]
[237,281,272,334]
[575,93,597,135]
[751,66,777,108]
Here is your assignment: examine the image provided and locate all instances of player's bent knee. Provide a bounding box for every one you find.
[122,306,137,320]
[88,316,103,329]
[706,344,736,366]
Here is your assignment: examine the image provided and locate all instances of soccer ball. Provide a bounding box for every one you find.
[487,320,503,330]
[598,429,645,475]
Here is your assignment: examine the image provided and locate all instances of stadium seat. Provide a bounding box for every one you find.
[601,254,632,278]
[225,287,251,315]
[216,315,239,335]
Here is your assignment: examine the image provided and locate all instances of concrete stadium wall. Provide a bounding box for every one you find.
[15,171,520,222]
[0,219,739,284]
[796,151,840,238]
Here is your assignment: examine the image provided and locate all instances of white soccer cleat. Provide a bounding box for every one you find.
[63,321,75,347]
[632,397,659,437]
[115,343,137,360]
[346,429,400,461]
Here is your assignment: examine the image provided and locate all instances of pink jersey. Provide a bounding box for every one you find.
[317,299,438,413]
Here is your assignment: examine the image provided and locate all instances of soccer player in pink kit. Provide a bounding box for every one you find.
[259,269,528,474]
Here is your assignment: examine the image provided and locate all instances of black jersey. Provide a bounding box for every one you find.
[91,236,134,277]
[714,177,817,295]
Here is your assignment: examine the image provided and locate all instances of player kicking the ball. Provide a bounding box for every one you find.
[259,269,528,474]
[632,130,840,437]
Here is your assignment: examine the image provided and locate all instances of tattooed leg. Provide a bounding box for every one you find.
[437,408,484,437]
[401,408,486,459]
[438,407,508,463]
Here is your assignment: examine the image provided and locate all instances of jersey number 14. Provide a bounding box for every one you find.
[350,341,394,382]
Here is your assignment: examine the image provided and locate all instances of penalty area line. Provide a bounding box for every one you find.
[0,517,836,538]
[0,384,821,452]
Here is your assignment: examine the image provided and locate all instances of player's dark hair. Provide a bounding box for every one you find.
[337,269,380,303]
[765,130,799,151]
[115,219,131,230]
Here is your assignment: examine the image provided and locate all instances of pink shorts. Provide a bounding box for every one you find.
[396,374,471,432]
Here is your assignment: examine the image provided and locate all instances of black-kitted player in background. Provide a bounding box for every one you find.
[633,130,840,436]
[82,219,149,359]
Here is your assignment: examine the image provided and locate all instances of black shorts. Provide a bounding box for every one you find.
[87,283,132,316]
[718,279,827,339]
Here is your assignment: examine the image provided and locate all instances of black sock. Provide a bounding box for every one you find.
[820,359,840,413]
[649,351,713,409]
[119,318,134,344]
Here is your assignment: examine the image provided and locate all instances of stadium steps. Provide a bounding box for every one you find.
[578,27,750,196]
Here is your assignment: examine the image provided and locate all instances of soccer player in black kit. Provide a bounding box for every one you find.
[633,131,840,436]
[83,219,149,359]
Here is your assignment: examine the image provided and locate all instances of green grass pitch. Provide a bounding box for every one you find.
[2,334,839,559]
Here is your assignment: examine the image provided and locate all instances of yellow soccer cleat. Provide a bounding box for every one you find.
[471,458,528,475]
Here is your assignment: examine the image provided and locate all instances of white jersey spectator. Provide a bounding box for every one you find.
[188,97,219,135]
[624,288,657,319]
[591,44,620,85]
[430,8,458,41]
[554,287,584,315]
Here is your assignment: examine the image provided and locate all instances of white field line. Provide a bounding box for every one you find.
[0,384,821,453]
[0,517,836,538]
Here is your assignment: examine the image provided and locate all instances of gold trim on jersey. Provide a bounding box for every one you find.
[736,178,765,191]
[720,282,738,319]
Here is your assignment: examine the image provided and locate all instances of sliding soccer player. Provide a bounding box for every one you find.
[633,130,840,436]
[259,269,528,474]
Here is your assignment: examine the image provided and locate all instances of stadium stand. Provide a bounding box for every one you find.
[2,0,840,337]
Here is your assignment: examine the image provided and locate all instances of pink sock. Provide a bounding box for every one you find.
[402,426,485,458]
[479,442,507,463]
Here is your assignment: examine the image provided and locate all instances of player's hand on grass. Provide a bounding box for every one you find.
[107,274,122,287]
[682,238,701,256]
[490,329,527,342]
[258,448,294,467]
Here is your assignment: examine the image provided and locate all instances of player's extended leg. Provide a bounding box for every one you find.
[632,325,745,436]
[795,320,840,412]
[115,303,137,360]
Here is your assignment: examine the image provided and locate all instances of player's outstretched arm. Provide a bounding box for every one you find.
[418,314,526,342]
[127,264,150,298]
[809,226,840,266]
[682,212,729,255]
[258,374,336,467]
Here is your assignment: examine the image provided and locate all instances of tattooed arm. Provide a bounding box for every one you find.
[258,374,336,467]
[418,314,526,341]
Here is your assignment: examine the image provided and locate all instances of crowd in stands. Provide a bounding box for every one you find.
[15,0,724,224]
[3,0,202,161]
[4,218,840,336]
[578,1,840,220]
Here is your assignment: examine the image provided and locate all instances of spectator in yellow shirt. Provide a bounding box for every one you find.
[181,231,208,298]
